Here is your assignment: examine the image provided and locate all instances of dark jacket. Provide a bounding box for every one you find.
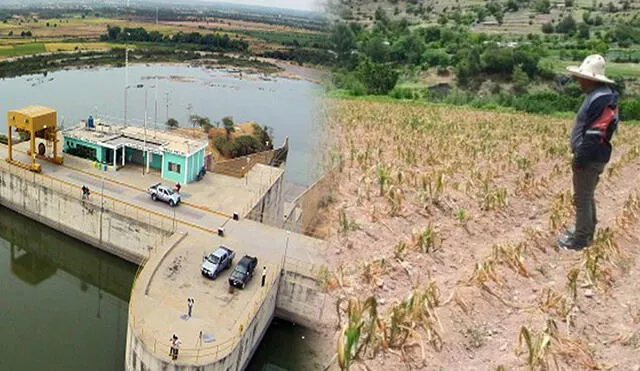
[571,85,619,168]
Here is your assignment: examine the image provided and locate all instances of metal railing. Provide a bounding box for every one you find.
[127,264,282,365]
[0,160,226,236]
[0,160,177,232]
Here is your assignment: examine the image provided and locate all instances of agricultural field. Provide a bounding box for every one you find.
[0,13,328,60]
[542,56,640,77]
[322,98,640,370]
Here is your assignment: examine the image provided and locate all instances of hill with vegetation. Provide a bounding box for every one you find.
[326,0,640,119]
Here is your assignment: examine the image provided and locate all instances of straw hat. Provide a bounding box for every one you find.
[566,54,615,84]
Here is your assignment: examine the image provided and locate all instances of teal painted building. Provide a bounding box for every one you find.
[63,120,208,184]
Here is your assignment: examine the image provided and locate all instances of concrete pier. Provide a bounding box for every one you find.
[0,143,328,371]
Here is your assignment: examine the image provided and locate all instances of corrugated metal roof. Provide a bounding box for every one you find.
[10,105,56,118]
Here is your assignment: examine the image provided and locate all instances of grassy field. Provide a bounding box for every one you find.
[0,41,123,57]
[0,42,45,57]
[543,57,640,77]
[325,97,640,370]
[0,15,294,59]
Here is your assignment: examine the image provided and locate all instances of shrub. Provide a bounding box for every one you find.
[356,58,399,95]
[232,135,264,157]
[620,99,640,121]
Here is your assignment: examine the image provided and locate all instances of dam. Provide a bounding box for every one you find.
[0,112,328,370]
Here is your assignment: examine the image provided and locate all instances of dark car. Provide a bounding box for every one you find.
[228,255,258,289]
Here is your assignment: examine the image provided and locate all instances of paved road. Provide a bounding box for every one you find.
[0,145,228,230]
[0,145,325,266]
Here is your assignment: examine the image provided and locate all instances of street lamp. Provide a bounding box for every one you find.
[124,83,143,126]
[282,230,291,270]
[143,84,157,175]
[125,83,155,175]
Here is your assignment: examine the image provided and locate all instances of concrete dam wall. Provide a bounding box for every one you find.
[0,162,172,264]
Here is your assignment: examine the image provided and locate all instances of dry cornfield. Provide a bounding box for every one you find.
[320,98,640,370]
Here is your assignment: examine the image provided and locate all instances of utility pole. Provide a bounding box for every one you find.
[165,92,170,123]
[154,74,158,136]
[144,87,148,175]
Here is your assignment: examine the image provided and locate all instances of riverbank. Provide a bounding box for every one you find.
[0,48,326,88]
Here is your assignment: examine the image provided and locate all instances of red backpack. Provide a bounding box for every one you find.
[586,104,619,144]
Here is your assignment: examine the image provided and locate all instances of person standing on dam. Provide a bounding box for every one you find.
[557,54,620,251]
[187,297,194,318]
[261,266,266,287]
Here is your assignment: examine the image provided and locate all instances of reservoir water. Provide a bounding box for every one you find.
[0,65,325,370]
[0,64,324,186]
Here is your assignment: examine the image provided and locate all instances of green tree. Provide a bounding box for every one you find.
[330,22,357,62]
[505,0,519,12]
[232,135,264,157]
[222,116,235,138]
[486,1,504,24]
[165,118,179,129]
[252,124,274,150]
[106,25,121,40]
[475,6,488,23]
[582,11,591,24]
[356,58,399,95]
[556,14,577,34]
[577,23,590,39]
[533,0,551,14]
[593,15,603,26]
[362,36,390,63]
[511,65,529,93]
[391,33,426,65]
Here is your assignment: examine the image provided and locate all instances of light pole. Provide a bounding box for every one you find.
[282,230,291,270]
[143,84,157,175]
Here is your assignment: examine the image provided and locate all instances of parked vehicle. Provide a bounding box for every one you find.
[228,255,258,289]
[196,166,206,181]
[148,183,181,207]
[201,246,235,279]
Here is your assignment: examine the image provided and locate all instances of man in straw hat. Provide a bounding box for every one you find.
[557,54,620,251]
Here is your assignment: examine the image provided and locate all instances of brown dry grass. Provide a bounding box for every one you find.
[322,98,640,370]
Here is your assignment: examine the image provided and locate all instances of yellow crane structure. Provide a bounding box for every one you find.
[6,106,64,172]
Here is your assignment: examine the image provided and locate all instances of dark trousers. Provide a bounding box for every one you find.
[261,274,266,287]
[572,162,605,243]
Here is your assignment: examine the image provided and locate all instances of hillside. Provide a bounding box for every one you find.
[335,0,638,33]
[321,98,640,370]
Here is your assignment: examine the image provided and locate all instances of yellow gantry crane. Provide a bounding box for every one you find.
[6,106,64,172]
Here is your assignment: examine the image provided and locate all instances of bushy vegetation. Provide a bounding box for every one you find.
[193,116,275,159]
[101,26,249,52]
[328,5,640,119]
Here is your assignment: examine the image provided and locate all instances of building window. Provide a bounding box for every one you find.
[168,162,181,173]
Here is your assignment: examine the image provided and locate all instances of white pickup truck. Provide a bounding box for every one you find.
[148,183,181,207]
[201,246,235,279]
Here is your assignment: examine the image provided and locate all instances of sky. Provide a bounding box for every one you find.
[209,0,322,12]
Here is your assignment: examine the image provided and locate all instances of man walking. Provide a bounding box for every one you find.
[557,54,620,251]
[261,266,266,287]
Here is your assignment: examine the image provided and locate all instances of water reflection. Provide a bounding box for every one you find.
[10,245,58,285]
[0,206,135,371]
[0,206,135,301]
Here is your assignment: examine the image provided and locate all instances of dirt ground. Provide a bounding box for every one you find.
[316,99,640,370]
[175,122,260,162]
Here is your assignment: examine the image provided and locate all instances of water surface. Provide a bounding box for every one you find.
[0,64,323,185]
[0,206,136,371]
